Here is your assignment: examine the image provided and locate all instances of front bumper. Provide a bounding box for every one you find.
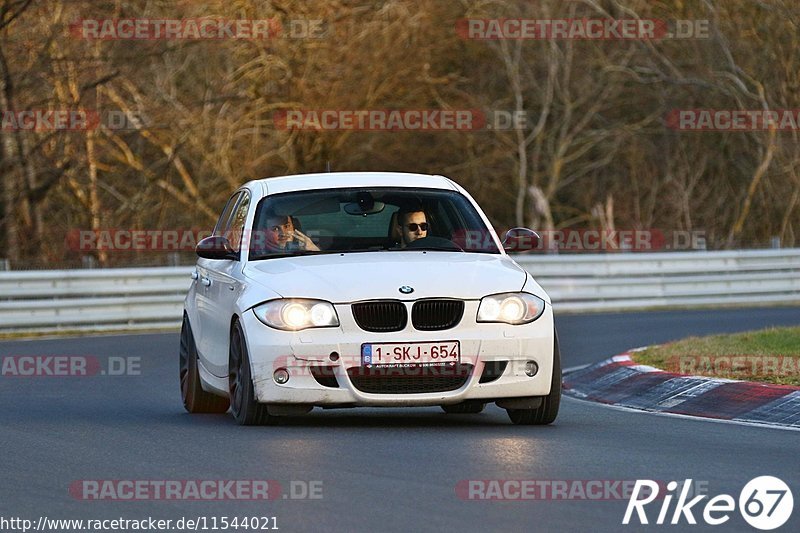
[240,301,555,407]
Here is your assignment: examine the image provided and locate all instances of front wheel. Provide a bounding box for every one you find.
[180,315,230,414]
[506,330,561,425]
[228,320,277,425]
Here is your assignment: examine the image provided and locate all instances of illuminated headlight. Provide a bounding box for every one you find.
[253,299,339,331]
[477,293,546,325]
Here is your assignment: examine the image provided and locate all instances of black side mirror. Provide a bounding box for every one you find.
[502,228,540,252]
[196,235,238,260]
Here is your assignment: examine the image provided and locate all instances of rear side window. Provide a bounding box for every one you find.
[227,192,251,252]
[213,192,242,236]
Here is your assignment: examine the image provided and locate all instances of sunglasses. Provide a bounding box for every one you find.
[405,223,428,231]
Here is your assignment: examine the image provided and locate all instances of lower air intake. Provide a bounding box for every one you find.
[347,364,473,394]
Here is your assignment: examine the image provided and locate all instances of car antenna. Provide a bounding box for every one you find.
[325,161,332,172]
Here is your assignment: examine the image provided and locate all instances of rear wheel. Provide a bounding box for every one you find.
[506,330,561,425]
[441,402,485,414]
[180,315,230,414]
[229,320,277,425]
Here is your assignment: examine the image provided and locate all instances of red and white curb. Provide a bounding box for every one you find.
[563,351,800,429]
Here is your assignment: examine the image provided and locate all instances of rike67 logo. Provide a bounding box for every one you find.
[624,477,793,530]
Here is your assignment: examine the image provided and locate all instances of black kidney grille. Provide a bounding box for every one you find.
[412,300,465,331]
[347,364,474,394]
[352,301,407,332]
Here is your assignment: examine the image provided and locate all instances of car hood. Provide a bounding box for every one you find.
[243,252,529,304]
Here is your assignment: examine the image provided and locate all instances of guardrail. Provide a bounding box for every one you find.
[0,267,190,333]
[1,249,799,334]
[514,249,800,312]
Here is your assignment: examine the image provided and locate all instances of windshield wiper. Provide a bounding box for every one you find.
[387,246,465,252]
[249,250,322,261]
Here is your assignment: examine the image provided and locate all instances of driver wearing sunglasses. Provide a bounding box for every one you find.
[396,209,429,247]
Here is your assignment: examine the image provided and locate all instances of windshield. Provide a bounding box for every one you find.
[247,187,500,260]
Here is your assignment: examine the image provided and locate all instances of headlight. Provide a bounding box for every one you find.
[253,299,339,331]
[477,292,545,324]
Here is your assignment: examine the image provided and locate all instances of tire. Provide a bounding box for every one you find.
[506,329,561,425]
[228,320,277,426]
[441,402,485,414]
[180,315,230,414]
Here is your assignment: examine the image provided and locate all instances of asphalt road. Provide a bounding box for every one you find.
[1,307,798,533]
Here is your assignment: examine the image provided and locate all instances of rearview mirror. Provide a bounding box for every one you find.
[502,228,540,252]
[196,235,238,260]
[343,192,385,215]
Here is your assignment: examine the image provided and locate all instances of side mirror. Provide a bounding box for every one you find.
[196,235,238,260]
[502,227,540,252]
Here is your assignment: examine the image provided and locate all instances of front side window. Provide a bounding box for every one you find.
[248,187,499,260]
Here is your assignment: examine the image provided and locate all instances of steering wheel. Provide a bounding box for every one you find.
[405,236,464,252]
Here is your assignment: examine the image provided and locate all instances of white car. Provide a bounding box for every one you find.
[180,172,560,425]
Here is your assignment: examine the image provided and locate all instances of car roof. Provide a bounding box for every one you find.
[244,172,459,196]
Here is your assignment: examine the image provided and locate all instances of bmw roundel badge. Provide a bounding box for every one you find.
[399,286,414,294]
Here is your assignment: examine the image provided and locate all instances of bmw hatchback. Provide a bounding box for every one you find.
[180,172,560,425]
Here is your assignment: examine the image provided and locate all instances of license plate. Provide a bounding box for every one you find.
[361,341,460,367]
